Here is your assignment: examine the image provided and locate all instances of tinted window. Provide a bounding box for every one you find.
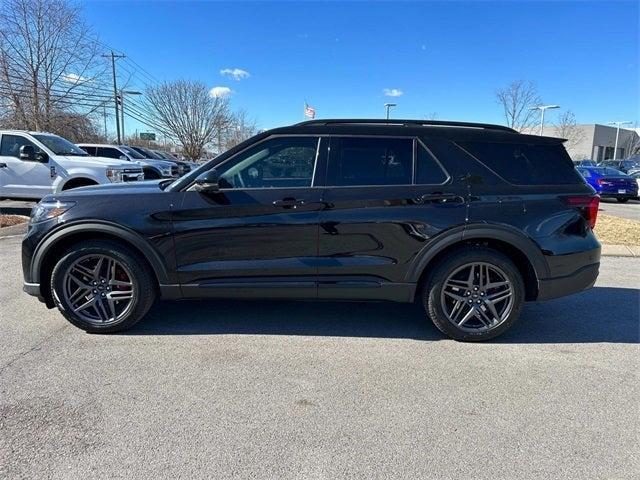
[458,141,581,185]
[219,136,318,189]
[578,169,591,178]
[120,146,146,159]
[80,146,97,155]
[0,135,41,158]
[97,147,124,159]
[327,137,413,186]
[416,142,448,184]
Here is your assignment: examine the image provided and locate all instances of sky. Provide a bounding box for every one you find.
[83,0,640,133]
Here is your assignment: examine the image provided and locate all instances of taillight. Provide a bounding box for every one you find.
[596,178,604,185]
[563,195,599,229]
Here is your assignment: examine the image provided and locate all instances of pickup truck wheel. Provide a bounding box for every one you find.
[62,178,98,190]
[50,240,156,333]
[423,248,525,342]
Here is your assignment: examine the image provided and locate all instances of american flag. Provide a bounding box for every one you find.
[304,102,316,119]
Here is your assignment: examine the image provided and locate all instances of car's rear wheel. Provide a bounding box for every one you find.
[423,247,525,341]
[50,240,156,333]
[616,197,629,203]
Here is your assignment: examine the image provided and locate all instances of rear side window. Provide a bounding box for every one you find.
[416,142,448,184]
[327,137,413,186]
[457,141,581,185]
[97,147,124,159]
[80,146,96,155]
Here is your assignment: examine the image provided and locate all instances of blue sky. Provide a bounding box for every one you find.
[84,0,639,132]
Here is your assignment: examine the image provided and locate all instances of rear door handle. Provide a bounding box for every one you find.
[273,197,306,209]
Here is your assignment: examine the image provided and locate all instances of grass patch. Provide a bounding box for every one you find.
[594,213,640,246]
[0,214,29,228]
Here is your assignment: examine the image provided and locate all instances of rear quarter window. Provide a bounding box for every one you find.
[457,141,582,185]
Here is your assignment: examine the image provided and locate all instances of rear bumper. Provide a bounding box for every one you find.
[536,247,600,301]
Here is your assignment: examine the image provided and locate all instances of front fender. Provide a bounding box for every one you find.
[53,170,105,192]
[30,220,172,285]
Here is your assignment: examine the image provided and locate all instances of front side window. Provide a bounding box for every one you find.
[0,135,41,158]
[219,136,318,189]
[327,137,413,186]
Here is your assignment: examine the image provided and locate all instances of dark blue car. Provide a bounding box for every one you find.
[576,166,638,203]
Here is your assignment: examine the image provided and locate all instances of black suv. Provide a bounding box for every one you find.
[22,119,601,341]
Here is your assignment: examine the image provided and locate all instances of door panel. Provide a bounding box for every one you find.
[317,136,467,300]
[171,136,326,299]
[0,135,52,198]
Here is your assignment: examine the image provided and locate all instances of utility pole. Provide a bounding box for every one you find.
[102,105,108,139]
[102,51,126,143]
[608,121,632,160]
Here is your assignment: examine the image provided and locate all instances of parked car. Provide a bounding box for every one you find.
[153,150,198,172]
[598,158,640,174]
[576,166,638,202]
[573,159,597,167]
[77,143,179,179]
[628,171,640,197]
[22,119,601,341]
[129,146,191,175]
[0,130,143,199]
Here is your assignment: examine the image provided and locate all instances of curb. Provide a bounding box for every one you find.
[600,244,640,257]
[0,222,27,238]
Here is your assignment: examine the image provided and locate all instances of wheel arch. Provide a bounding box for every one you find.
[32,222,171,304]
[407,224,548,302]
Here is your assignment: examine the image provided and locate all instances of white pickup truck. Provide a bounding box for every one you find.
[0,130,144,199]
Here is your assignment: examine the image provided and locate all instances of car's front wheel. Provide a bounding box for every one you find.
[616,197,630,203]
[50,240,156,333]
[423,247,525,341]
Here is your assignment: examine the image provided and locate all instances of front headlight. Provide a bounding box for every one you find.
[105,168,125,183]
[30,201,76,224]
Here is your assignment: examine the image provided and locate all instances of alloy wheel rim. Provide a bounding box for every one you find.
[440,262,514,333]
[62,254,136,326]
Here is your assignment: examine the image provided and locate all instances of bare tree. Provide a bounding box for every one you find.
[495,80,542,132]
[553,110,584,151]
[0,0,108,133]
[144,80,231,160]
[221,110,258,150]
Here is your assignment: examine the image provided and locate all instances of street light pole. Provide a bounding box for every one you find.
[384,103,396,120]
[530,105,560,135]
[608,121,632,160]
[118,90,142,143]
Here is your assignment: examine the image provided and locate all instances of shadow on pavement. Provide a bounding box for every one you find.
[127,286,639,344]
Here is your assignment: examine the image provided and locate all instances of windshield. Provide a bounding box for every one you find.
[120,146,146,159]
[33,134,88,156]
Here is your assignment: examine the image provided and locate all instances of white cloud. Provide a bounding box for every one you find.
[62,73,89,84]
[383,88,403,97]
[209,86,233,98]
[220,68,250,81]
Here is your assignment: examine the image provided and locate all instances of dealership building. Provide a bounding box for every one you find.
[544,123,639,161]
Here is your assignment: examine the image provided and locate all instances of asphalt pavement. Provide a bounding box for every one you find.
[0,234,639,479]
[598,198,640,221]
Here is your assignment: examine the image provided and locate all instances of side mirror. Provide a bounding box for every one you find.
[19,145,36,161]
[193,169,220,193]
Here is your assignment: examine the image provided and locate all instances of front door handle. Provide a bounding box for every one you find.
[416,192,464,204]
[273,197,306,209]
[0,162,7,168]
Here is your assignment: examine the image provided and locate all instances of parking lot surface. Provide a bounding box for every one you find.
[599,198,640,222]
[1,234,638,479]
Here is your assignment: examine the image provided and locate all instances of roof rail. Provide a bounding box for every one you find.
[294,118,518,133]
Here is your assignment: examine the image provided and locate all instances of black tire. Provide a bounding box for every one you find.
[61,179,98,191]
[616,198,629,203]
[143,168,161,180]
[422,247,525,342]
[50,240,156,333]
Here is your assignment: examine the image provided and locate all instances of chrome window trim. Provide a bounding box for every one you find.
[415,138,452,186]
